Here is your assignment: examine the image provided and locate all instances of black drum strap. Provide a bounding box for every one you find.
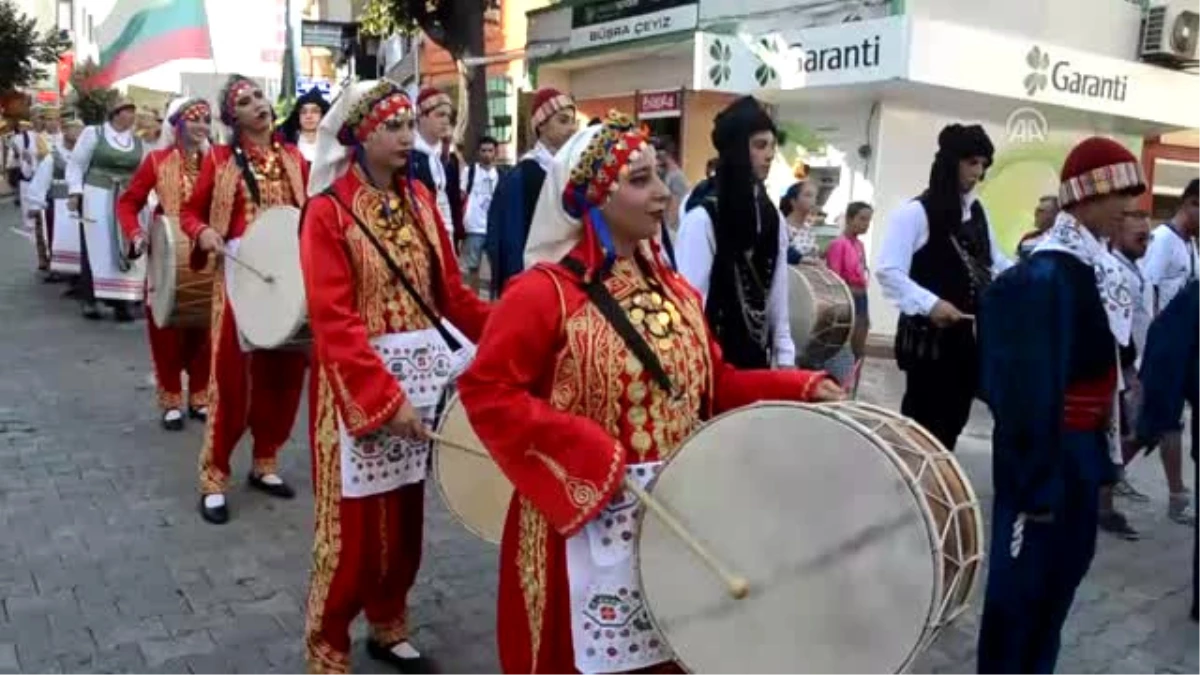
[560,256,676,398]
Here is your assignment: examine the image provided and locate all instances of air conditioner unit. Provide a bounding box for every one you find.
[1139,0,1200,67]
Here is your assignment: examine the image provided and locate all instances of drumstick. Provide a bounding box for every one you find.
[429,431,751,600]
[222,249,275,283]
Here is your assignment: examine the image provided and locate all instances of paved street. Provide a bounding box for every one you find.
[0,198,1196,674]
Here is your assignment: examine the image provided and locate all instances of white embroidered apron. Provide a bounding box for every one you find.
[338,323,474,498]
[566,461,674,673]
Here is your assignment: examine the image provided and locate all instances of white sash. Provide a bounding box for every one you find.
[338,323,474,498]
[566,461,674,673]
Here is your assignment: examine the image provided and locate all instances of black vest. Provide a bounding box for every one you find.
[411,150,464,235]
[910,197,993,313]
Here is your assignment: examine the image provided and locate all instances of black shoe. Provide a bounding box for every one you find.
[248,473,296,499]
[189,406,208,422]
[1099,511,1140,540]
[161,410,185,431]
[199,497,229,524]
[81,301,102,320]
[112,305,135,322]
[366,639,435,673]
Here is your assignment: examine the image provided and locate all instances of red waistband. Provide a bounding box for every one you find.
[1063,368,1117,432]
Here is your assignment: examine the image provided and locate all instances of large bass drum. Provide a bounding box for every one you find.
[637,401,983,673]
[149,214,214,328]
[226,206,310,350]
[788,262,855,366]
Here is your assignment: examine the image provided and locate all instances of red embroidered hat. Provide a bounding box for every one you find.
[1058,136,1146,208]
[417,87,452,115]
[530,87,574,134]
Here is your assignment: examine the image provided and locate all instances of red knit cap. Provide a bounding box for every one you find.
[417,87,452,115]
[1058,136,1146,208]
[530,87,574,134]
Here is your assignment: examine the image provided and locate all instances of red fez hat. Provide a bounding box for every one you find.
[417,87,452,115]
[530,87,575,134]
[1058,136,1146,208]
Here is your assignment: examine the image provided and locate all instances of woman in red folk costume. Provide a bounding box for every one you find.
[181,74,310,524]
[299,81,489,673]
[457,112,844,675]
[117,97,214,430]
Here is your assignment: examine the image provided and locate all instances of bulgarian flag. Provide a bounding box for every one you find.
[89,0,212,88]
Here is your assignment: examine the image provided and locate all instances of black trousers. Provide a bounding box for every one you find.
[899,323,978,451]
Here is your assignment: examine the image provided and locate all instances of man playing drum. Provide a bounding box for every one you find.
[116,97,214,431]
[675,96,795,370]
[976,137,1146,673]
[181,75,309,524]
[67,97,145,321]
[298,80,489,674]
[456,112,843,674]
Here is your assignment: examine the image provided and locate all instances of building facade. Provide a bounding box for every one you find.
[525,0,1199,337]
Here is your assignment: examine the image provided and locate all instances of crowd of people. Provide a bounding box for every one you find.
[1,76,1196,675]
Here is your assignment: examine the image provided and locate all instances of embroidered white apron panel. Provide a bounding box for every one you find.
[338,324,474,498]
[567,461,674,674]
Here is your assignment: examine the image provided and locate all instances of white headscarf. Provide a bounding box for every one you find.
[307,79,412,196]
[523,124,604,268]
[158,96,211,152]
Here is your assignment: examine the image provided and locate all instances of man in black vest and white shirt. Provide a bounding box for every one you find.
[877,123,1011,450]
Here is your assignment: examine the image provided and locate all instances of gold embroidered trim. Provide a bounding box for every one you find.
[330,363,368,431]
[305,369,347,673]
[516,498,547,671]
[197,274,228,494]
[157,387,183,410]
[209,154,240,238]
[281,149,306,207]
[155,150,184,216]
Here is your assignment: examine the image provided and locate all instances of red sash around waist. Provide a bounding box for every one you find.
[1063,368,1117,432]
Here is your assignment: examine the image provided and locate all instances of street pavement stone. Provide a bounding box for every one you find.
[0,200,1196,673]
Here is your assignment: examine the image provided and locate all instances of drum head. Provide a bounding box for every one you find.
[228,206,306,349]
[637,403,937,674]
[149,215,177,327]
[434,393,513,544]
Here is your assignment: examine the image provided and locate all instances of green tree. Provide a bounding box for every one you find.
[0,0,69,93]
[67,60,119,125]
[362,0,488,155]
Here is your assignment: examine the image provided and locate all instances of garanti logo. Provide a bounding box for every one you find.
[1023,46,1050,96]
[1021,45,1129,102]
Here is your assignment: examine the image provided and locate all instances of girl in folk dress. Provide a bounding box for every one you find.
[457,112,843,674]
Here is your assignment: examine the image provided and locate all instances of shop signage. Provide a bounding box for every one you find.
[695,16,907,93]
[637,89,682,119]
[1022,45,1129,102]
[301,20,346,49]
[570,0,698,51]
[906,18,1194,129]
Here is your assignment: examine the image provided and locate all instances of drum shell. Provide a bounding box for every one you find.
[149,215,214,328]
[788,263,855,366]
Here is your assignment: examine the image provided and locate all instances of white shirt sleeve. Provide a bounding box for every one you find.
[25,155,53,211]
[674,204,715,300]
[875,200,941,316]
[981,203,1013,274]
[67,126,99,195]
[770,214,796,367]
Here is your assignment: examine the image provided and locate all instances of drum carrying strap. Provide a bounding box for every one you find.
[319,190,464,352]
[560,256,678,399]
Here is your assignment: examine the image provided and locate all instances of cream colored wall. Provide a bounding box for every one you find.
[680,90,737,183]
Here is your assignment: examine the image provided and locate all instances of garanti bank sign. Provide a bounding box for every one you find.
[1022,45,1130,102]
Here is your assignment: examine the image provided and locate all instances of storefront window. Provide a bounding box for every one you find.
[487,76,513,144]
